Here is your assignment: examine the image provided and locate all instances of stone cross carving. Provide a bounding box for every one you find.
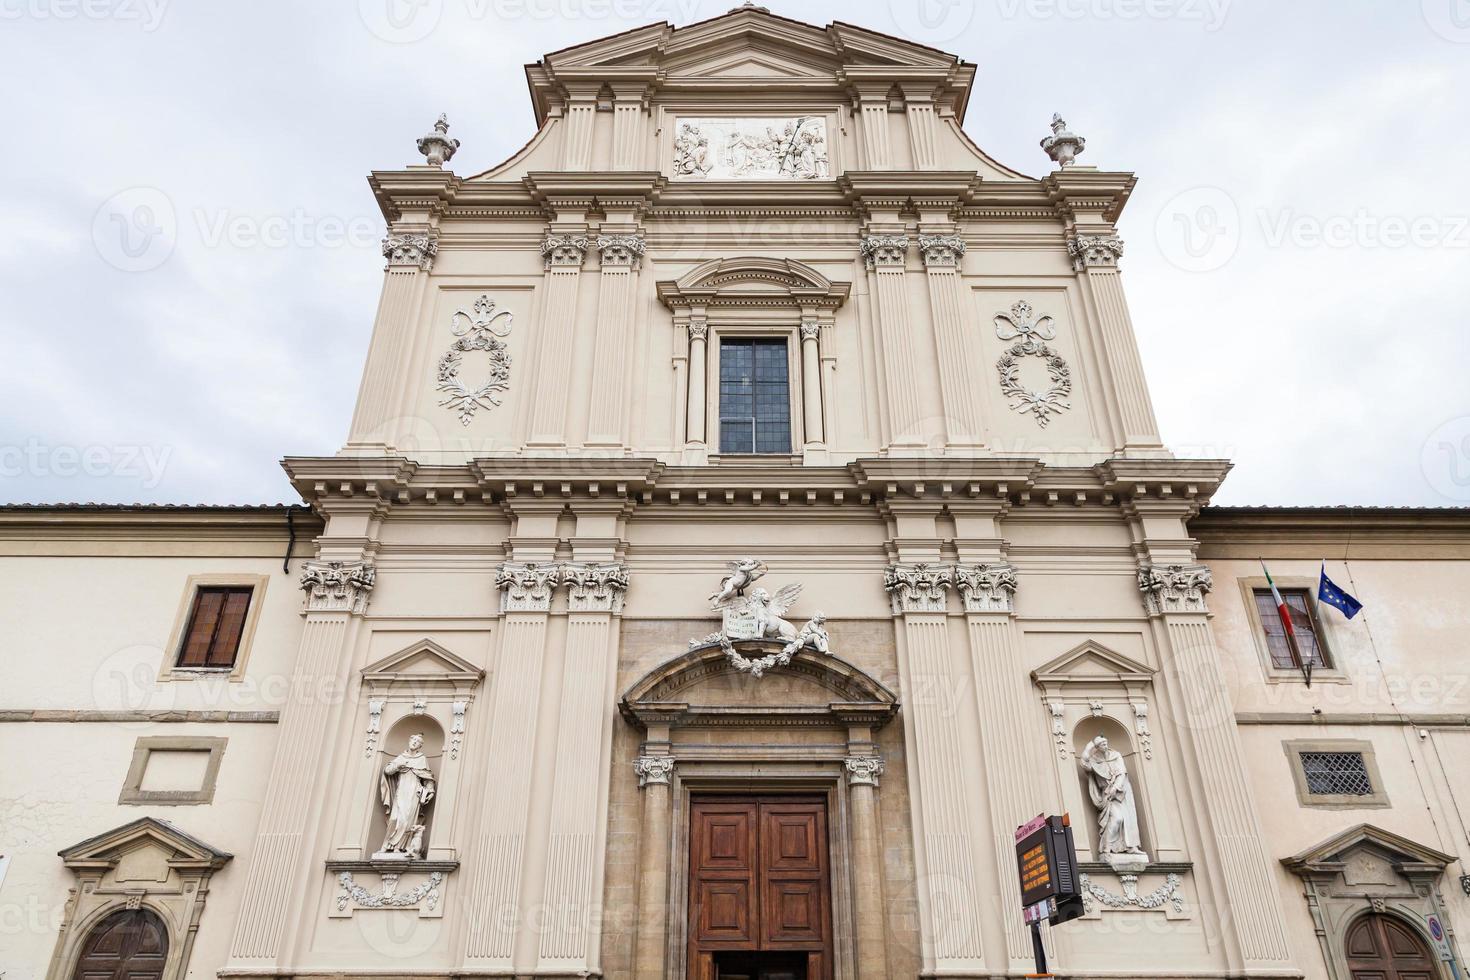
[1080,735,1148,871]
[416,113,460,168]
[374,733,437,860]
[1041,113,1085,168]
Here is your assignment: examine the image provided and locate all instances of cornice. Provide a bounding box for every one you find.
[1192,506,1470,558]
[1041,168,1139,224]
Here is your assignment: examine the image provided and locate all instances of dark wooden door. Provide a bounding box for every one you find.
[1345,914,1437,980]
[690,796,831,980]
[73,908,169,980]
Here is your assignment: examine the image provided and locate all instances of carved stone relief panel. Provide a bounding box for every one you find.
[673,116,830,180]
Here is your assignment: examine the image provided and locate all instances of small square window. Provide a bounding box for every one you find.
[1299,751,1373,797]
[1284,739,1389,808]
[1252,588,1331,671]
[177,586,254,669]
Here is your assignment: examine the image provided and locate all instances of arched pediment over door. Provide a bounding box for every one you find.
[620,639,897,737]
[657,258,851,463]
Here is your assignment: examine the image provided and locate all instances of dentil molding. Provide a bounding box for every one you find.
[300,559,376,614]
[1137,562,1213,616]
[883,562,955,615]
[954,562,1019,613]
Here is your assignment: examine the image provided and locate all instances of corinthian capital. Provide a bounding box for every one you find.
[495,561,562,613]
[955,562,1019,614]
[563,562,630,613]
[917,234,966,268]
[859,235,909,270]
[596,234,646,268]
[1068,235,1125,271]
[883,562,954,615]
[541,234,589,270]
[1137,561,1213,616]
[382,234,437,271]
[300,559,376,614]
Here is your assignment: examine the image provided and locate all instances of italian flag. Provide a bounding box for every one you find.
[1262,560,1309,683]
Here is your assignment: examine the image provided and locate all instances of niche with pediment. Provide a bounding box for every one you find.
[1032,641,1185,867]
[325,639,483,918]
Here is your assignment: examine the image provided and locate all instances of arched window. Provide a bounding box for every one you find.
[72,908,168,980]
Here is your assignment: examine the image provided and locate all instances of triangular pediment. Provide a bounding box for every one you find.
[1032,641,1155,685]
[1282,823,1456,876]
[362,639,484,684]
[61,817,231,870]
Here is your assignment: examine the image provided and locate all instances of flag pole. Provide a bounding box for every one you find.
[1261,559,1311,687]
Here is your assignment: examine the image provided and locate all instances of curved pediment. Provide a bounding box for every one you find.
[657,257,850,311]
[620,642,897,730]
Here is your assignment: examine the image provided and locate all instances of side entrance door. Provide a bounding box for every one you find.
[1345,913,1439,980]
[689,796,832,980]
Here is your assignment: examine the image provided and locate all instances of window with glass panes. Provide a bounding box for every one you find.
[719,339,791,454]
[1252,588,1330,670]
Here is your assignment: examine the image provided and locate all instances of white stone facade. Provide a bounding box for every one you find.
[3,9,1468,980]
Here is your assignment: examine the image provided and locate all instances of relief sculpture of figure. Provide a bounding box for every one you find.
[374,733,436,860]
[1080,735,1149,870]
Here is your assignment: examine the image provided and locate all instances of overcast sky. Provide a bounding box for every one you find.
[1,0,1467,507]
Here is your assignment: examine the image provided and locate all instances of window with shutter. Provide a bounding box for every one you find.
[1252,587,1330,670]
[177,586,253,669]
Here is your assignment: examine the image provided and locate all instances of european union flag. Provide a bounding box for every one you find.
[1318,562,1363,620]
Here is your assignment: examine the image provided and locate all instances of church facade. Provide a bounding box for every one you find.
[4,9,1469,980]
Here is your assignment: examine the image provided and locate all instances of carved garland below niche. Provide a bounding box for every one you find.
[1080,871,1185,915]
[436,294,513,426]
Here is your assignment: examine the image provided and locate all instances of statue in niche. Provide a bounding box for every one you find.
[1080,735,1149,871]
[374,732,436,860]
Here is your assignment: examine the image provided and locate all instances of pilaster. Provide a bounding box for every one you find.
[859,234,924,449]
[883,560,987,971]
[586,233,646,448]
[528,224,590,447]
[227,558,377,966]
[918,232,985,449]
[461,558,562,969]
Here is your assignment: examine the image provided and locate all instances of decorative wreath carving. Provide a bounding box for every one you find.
[436,295,512,425]
[993,301,1071,426]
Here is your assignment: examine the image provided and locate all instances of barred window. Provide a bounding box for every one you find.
[718,338,791,455]
[1299,751,1373,797]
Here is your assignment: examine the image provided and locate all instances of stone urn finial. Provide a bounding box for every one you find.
[417,113,460,168]
[1040,113,1086,169]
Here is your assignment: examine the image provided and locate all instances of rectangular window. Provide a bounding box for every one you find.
[719,338,791,455]
[1299,751,1373,797]
[1252,588,1329,670]
[177,586,253,669]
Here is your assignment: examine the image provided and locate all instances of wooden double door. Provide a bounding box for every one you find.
[689,796,833,980]
[1345,914,1439,980]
